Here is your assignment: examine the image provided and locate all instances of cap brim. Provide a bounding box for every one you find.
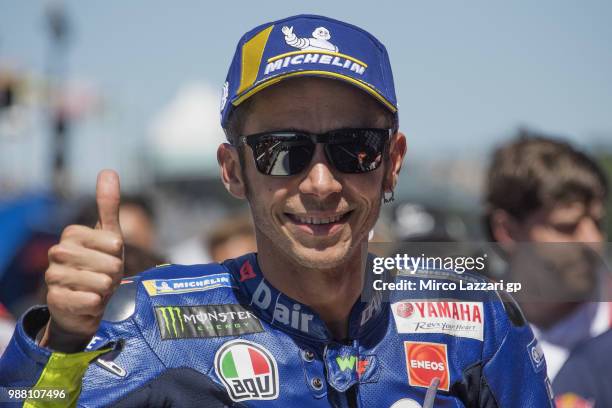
[231,70,397,113]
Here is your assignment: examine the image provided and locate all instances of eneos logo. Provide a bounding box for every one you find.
[215,339,279,402]
[404,341,450,391]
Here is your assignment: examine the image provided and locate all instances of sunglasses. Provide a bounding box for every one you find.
[237,128,392,176]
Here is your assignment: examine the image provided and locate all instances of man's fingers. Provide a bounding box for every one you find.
[96,169,122,236]
[44,172,125,351]
[48,243,124,278]
[46,266,118,298]
[47,286,105,319]
[59,225,123,257]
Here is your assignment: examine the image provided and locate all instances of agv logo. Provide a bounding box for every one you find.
[214,339,279,402]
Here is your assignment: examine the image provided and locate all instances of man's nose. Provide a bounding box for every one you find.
[576,217,604,251]
[298,145,342,199]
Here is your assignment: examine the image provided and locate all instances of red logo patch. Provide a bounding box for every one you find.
[404,341,450,392]
[357,359,369,378]
[239,261,257,282]
[396,302,415,318]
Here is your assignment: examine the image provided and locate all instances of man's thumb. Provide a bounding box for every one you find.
[96,169,122,235]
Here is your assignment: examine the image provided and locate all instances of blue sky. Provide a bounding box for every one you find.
[1,0,611,192]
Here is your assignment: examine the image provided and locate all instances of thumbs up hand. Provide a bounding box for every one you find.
[41,170,125,352]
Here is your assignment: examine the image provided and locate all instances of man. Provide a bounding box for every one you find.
[0,15,552,407]
[484,131,610,380]
[553,329,612,407]
[73,194,166,276]
[206,212,257,263]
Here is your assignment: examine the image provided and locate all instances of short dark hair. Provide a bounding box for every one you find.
[206,213,255,254]
[73,193,155,228]
[485,129,608,221]
[223,99,253,145]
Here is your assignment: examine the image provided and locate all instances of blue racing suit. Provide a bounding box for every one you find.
[0,253,553,407]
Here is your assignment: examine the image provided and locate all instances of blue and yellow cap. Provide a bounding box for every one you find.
[220,14,398,129]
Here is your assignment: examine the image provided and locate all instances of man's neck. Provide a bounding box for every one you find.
[256,238,367,341]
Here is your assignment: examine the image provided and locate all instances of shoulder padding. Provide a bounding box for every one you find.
[103,280,138,322]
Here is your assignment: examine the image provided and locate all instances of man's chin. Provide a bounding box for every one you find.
[289,246,352,269]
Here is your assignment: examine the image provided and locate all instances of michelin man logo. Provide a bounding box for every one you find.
[282,26,339,52]
[263,25,366,76]
[157,281,171,291]
[220,81,229,112]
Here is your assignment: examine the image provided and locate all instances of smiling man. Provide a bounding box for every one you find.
[0,15,553,407]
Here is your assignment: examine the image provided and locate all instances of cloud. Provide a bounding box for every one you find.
[149,82,225,177]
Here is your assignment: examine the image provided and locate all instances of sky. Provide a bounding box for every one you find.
[1,0,611,194]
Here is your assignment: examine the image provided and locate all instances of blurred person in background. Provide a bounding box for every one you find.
[385,200,471,263]
[206,212,256,263]
[0,194,166,325]
[553,329,612,407]
[391,202,467,243]
[0,195,62,319]
[74,194,157,254]
[0,302,14,355]
[484,130,610,381]
[73,193,166,276]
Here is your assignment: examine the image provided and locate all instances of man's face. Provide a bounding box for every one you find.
[501,200,606,324]
[229,77,403,269]
[514,200,604,247]
[119,204,156,252]
[514,200,605,292]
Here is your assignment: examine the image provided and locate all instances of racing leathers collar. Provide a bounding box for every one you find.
[223,253,385,342]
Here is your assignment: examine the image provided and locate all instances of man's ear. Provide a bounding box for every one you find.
[218,143,247,199]
[490,209,521,252]
[384,131,407,192]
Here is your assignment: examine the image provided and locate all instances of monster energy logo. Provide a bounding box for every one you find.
[155,305,264,340]
[156,306,186,338]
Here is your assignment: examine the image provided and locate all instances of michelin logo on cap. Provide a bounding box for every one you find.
[264,25,367,77]
[220,14,398,129]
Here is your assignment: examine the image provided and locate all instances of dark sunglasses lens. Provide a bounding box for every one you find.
[327,129,387,173]
[252,136,314,176]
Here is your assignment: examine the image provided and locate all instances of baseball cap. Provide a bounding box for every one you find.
[220,14,398,130]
